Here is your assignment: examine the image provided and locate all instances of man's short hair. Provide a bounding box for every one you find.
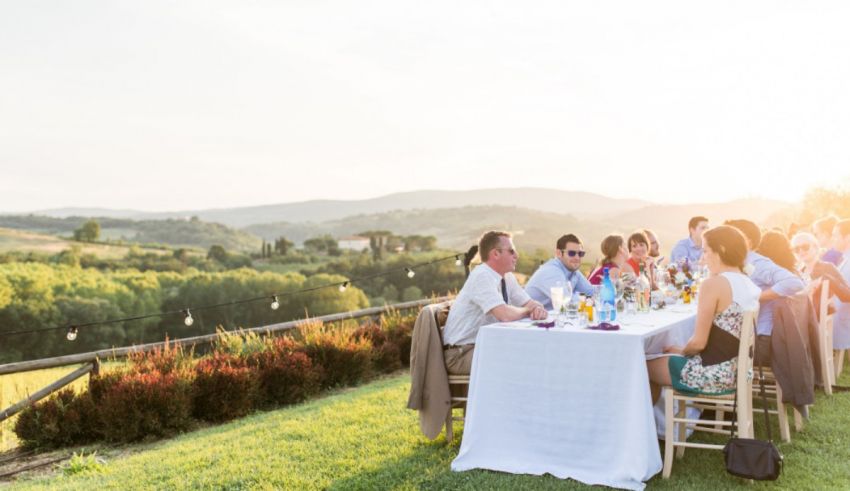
[627,231,649,252]
[479,231,511,263]
[556,234,582,250]
[724,219,761,249]
[813,215,839,235]
[836,219,850,238]
[689,216,709,231]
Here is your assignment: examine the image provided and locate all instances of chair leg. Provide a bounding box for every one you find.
[445,409,453,444]
[663,388,675,479]
[836,350,846,378]
[773,383,791,443]
[714,407,725,430]
[675,399,687,459]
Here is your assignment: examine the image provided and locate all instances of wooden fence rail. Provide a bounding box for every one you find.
[0,296,449,376]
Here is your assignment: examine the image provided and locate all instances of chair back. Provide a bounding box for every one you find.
[734,310,757,438]
[818,279,831,323]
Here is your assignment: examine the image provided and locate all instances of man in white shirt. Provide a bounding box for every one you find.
[442,231,547,375]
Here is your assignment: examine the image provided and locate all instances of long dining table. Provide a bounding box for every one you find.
[450,304,698,490]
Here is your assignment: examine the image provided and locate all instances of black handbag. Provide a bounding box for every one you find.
[722,346,783,481]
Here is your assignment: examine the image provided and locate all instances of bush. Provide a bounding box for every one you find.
[381,310,415,367]
[299,321,373,388]
[192,352,260,422]
[251,339,321,406]
[14,388,97,449]
[352,322,402,373]
[93,370,193,442]
[127,338,193,375]
[214,328,267,358]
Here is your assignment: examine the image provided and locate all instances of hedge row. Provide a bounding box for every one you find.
[13,310,416,448]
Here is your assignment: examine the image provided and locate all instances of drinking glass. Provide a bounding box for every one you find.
[550,285,565,314]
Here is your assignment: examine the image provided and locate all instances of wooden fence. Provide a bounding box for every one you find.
[0,296,449,423]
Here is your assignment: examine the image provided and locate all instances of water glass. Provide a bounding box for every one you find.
[550,285,565,313]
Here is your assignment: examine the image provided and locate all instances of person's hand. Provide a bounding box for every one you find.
[529,305,548,320]
[663,345,684,355]
[804,277,823,295]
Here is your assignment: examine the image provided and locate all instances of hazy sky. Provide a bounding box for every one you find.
[2,1,849,212]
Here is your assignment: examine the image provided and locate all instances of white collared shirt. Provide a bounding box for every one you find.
[442,263,530,346]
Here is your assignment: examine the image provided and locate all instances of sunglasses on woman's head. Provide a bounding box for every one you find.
[562,250,586,258]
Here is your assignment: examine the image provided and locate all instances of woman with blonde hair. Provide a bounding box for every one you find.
[790,231,850,319]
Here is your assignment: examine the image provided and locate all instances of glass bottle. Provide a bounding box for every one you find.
[600,267,617,322]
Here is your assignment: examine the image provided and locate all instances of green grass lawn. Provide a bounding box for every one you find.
[7,369,850,490]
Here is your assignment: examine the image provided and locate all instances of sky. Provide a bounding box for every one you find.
[1,1,849,212]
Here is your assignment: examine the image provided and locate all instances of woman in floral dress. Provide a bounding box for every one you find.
[647,225,761,403]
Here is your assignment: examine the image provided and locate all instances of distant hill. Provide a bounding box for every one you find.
[31,188,652,227]
[245,197,793,260]
[0,216,262,252]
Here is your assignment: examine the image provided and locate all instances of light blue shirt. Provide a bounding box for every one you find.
[670,237,703,265]
[524,258,594,310]
[747,251,805,336]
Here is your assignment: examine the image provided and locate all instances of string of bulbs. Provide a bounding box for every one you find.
[2,249,478,342]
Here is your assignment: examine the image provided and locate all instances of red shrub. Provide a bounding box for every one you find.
[353,323,402,373]
[93,369,193,442]
[251,349,321,406]
[13,388,97,449]
[192,352,260,422]
[301,338,373,389]
[383,313,415,368]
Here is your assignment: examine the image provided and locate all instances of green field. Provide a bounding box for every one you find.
[0,228,173,260]
[4,368,850,489]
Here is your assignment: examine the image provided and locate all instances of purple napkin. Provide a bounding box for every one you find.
[587,322,620,331]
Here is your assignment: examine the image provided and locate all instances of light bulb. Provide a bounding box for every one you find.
[455,256,462,267]
[405,267,415,279]
[339,282,348,292]
[66,326,78,341]
[183,309,194,326]
[270,296,280,310]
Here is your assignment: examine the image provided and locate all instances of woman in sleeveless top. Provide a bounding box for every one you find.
[647,226,761,403]
[589,234,629,285]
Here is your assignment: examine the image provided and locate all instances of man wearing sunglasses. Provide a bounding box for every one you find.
[525,234,595,310]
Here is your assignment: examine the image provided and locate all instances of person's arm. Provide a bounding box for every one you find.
[823,265,850,303]
[665,276,721,355]
[761,265,804,301]
[489,302,546,321]
[574,270,595,296]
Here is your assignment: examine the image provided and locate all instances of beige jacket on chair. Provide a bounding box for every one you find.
[407,302,452,440]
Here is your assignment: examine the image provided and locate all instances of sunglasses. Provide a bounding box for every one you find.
[792,244,811,253]
[561,249,586,258]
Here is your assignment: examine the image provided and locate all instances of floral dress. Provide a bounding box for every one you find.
[676,302,746,394]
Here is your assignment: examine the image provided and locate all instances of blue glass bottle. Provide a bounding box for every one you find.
[600,267,617,322]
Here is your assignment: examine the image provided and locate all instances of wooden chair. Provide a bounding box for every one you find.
[757,367,794,441]
[816,280,835,395]
[662,311,756,479]
[432,303,469,443]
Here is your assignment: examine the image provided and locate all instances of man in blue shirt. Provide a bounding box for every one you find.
[670,216,709,265]
[525,234,595,310]
[725,219,805,365]
[813,215,844,266]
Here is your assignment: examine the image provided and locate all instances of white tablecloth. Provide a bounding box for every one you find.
[451,305,697,490]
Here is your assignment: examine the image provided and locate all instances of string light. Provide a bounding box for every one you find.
[0,252,467,341]
[455,255,462,267]
[183,309,194,326]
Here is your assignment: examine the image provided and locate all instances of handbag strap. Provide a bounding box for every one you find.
[729,334,774,442]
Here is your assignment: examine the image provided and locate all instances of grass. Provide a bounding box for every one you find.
[0,228,171,259]
[6,367,850,490]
